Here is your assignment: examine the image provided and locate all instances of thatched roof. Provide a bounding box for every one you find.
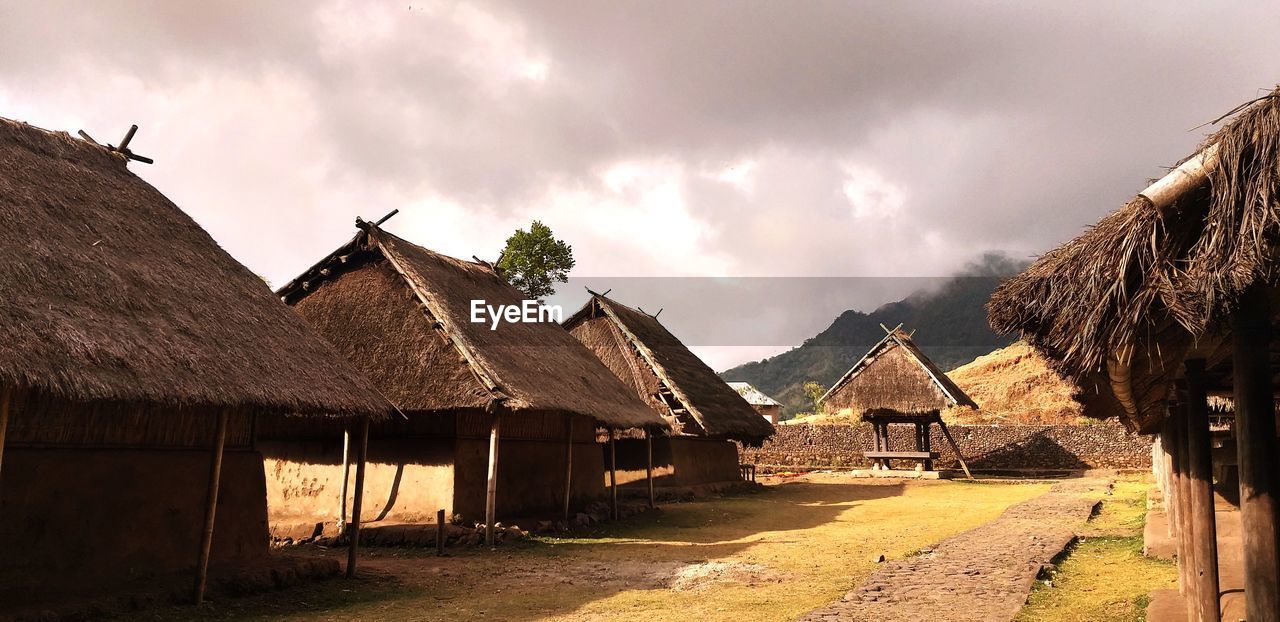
[727,382,782,407]
[943,341,1089,424]
[0,118,392,418]
[278,222,668,431]
[820,328,977,417]
[563,294,775,443]
[989,87,1280,432]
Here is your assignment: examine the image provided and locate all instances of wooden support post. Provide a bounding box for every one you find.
[0,386,11,487]
[347,417,369,578]
[609,431,619,521]
[563,417,574,522]
[1174,404,1199,603]
[193,411,229,604]
[1185,359,1222,622]
[485,416,501,548]
[936,420,972,480]
[436,509,446,556]
[1231,286,1280,621]
[646,429,655,509]
[1167,414,1188,595]
[340,429,351,525]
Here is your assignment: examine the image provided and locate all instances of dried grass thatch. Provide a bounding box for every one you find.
[989,87,1280,431]
[820,328,977,418]
[279,223,668,431]
[0,117,391,418]
[564,294,775,444]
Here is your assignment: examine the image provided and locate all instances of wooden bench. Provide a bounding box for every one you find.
[864,451,940,460]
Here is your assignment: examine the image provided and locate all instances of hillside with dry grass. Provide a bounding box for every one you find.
[942,341,1085,424]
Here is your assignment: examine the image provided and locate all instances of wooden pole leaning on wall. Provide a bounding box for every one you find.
[645,428,655,509]
[1184,359,1222,622]
[936,419,972,480]
[485,415,501,548]
[194,410,230,604]
[347,417,370,578]
[563,417,574,523]
[609,430,619,521]
[1230,285,1280,621]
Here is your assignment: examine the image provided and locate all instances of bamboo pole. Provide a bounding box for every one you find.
[485,416,501,547]
[1185,359,1222,622]
[645,429,655,509]
[340,429,351,525]
[563,417,574,522]
[1231,286,1280,621]
[346,418,369,578]
[0,386,11,487]
[193,411,229,604]
[609,431,618,521]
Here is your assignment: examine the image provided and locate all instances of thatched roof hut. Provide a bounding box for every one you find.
[727,382,783,424]
[988,87,1280,433]
[563,294,774,444]
[277,222,667,431]
[0,117,391,418]
[820,327,977,417]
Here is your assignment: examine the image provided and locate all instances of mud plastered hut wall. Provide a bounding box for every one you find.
[272,224,667,538]
[987,88,1280,618]
[564,294,774,488]
[0,118,389,605]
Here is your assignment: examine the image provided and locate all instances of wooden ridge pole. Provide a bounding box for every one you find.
[1231,285,1280,620]
[194,411,229,604]
[563,417,574,522]
[609,431,618,521]
[1185,359,1222,622]
[485,415,501,547]
[645,429,655,509]
[346,417,369,578]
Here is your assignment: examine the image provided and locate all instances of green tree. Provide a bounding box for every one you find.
[496,220,575,300]
[802,381,825,415]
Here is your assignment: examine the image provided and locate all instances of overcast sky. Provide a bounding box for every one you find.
[5,1,1280,370]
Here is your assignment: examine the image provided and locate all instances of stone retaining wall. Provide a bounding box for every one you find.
[741,422,1151,471]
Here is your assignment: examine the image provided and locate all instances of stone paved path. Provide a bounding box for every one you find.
[797,478,1110,622]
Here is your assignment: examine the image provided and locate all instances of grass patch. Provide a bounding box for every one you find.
[1016,476,1177,622]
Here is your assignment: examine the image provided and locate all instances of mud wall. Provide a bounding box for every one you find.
[454,437,607,520]
[0,447,267,596]
[740,423,1152,471]
[260,437,454,540]
[613,436,742,487]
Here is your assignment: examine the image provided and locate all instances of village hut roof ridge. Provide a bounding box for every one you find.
[0,116,392,417]
[988,85,1280,430]
[727,382,782,407]
[277,221,669,430]
[820,326,978,411]
[563,293,775,442]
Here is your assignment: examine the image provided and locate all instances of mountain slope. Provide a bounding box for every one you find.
[720,254,1023,417]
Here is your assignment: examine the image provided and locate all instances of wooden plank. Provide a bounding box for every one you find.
[563,416,574,522]
[646,429,655,509]
[1230,286,1280,621]
[1185,359,1222,622]
[193,411,229,604]
[485,416,501,547]
[347,417,369,578]
[864,451,940,460]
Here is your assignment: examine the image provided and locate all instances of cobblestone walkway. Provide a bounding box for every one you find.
[797,479,1110,622]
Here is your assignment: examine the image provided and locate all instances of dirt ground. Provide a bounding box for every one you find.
[140,474,1050,622]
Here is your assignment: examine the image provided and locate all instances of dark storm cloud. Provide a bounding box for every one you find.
[4,0,1280,368]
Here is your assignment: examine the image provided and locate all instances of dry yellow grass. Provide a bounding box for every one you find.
[148,475,1050,622]
[943,341,1085,425]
